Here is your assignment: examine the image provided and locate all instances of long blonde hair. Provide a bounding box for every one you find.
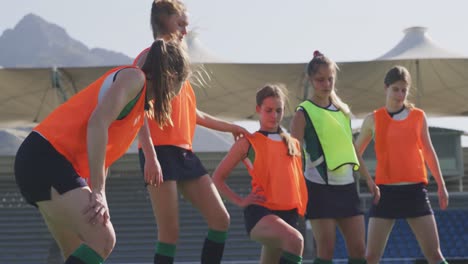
[307,50,351,117]
[256,84,300,156]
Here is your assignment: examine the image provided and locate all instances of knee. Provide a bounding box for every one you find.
[220,210,230,230]
[347,241,366,258]
[283,229,304,254]
[88,224,115,259]
[209,209,230,231]
[294,232,305,251]
[100,240,115,259]
[100,225,116,258]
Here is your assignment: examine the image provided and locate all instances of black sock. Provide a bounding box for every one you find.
[153,254,174,264]
[201,229,227,264]
[64,255,86,264]
[348,258,367,264]
[313,258,333,264]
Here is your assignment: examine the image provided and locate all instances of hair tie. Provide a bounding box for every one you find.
[313,50,323,58]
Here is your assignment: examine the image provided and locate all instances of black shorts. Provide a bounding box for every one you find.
[14,132,87,207]
[305,180,363,219]
[243,204,299,235]
[369,183,433,219]
[138,145,208,182]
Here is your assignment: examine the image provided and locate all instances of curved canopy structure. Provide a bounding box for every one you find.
[1,27,467,125]
[336,27,468,117]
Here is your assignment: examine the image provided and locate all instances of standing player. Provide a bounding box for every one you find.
[135,1,249,263]
[290,51,380,264]
[355,65,449,264]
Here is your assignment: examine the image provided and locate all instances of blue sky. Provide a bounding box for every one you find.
[2,0,468,63]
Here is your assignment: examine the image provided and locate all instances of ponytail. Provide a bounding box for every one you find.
[278,127,301,157]
[142,39,190,128]
[330,90,351,117]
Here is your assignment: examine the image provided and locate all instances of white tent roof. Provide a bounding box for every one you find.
[336,27,468,116]
[376,27,465,60]
[1,27,467,126]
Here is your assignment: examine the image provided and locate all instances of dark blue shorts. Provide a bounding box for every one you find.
[138,145,208,182]
[369,183,433,219]
[14,132,87,207]
[243,204,299,235]
[305,180,363,219]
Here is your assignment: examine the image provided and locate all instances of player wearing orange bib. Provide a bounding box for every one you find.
[355,66,449,264]
[14,39,189,264]
[213,84,307,264]
[133,2,249,263]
